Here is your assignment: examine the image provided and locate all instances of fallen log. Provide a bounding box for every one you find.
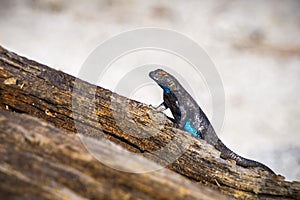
[0,110,226,200]
[0,45,299,199]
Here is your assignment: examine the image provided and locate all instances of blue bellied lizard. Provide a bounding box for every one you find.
[149,69,275,174]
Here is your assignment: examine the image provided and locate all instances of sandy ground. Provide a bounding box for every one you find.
[0,0,299,181]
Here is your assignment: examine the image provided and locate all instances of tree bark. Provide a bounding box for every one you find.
[0,110,226,200]
[0,45,299,199]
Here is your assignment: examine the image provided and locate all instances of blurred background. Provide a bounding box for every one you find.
[0,0,299,180]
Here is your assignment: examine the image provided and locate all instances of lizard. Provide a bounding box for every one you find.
[149,68,275,174]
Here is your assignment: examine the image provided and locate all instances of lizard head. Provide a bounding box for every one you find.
[149,69,181,93]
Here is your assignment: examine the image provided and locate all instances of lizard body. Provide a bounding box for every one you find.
[149,69,275,174]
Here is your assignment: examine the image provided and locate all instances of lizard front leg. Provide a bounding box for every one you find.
[153,102,168,112]
[151,102,177,123]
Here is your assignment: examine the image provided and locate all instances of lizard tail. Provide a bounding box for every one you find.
[216,140,275,174]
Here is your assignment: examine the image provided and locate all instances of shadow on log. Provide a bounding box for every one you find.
[0,45,299,199]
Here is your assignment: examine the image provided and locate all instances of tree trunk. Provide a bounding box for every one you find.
[0,45,299,199]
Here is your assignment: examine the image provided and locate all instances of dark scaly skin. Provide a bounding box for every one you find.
[149,69,275,174]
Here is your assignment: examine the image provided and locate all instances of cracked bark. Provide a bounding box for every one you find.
[0,110,226,200]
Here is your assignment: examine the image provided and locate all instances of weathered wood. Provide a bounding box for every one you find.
[0,45,299,199]
[0,110,226,200]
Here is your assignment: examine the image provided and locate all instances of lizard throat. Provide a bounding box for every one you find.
[161,84,171,94]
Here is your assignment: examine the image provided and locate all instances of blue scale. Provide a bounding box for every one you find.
[184,120,201,139]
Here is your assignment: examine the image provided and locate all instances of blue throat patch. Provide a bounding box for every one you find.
[184,120,201,138]
[161,84,170,94]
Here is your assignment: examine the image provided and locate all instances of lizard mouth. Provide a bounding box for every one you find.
[149,70,159,82]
